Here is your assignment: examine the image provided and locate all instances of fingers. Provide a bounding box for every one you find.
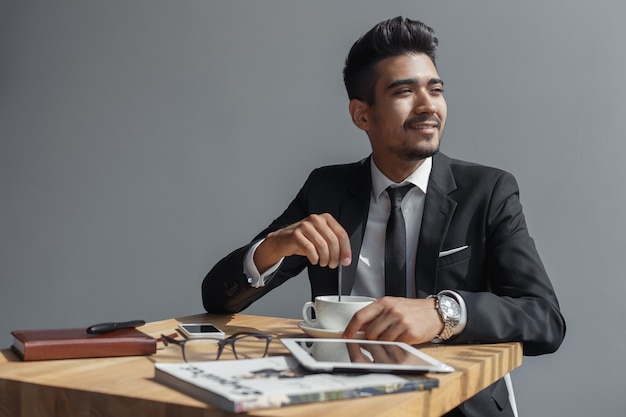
[325,215,352,267]
[343,298,403,340]
[343,301,379,339]
[268,213,351,268]
[343,297,442,345]
[297,214,341,267]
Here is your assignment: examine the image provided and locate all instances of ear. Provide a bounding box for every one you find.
[349,99,370,131]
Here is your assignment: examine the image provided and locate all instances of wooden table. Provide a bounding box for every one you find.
[0,314,521,417]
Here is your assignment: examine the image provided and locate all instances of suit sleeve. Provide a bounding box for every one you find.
[450,172,566,356]
[201,175,315,314]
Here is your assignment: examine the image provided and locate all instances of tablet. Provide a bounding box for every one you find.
[281,338,454,374]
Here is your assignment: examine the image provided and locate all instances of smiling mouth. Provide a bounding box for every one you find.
[404,116,440,131]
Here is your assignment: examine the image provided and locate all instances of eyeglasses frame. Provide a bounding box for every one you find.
[160,331,273,362]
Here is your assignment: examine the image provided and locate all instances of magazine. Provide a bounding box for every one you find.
[154,355,438,413]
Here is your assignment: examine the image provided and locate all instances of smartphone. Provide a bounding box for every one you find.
[178,323,226,339]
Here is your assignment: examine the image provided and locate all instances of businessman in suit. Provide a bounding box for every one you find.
[202,17,565,416]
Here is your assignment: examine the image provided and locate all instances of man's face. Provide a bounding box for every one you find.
[355,53,447,179]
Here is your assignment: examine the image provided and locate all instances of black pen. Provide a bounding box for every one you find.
[86,320,146,334]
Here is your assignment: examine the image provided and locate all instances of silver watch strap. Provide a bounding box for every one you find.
[428,294,458,341]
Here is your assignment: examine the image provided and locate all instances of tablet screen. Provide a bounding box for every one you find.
[301,340,432,365]
[281,338,454,374]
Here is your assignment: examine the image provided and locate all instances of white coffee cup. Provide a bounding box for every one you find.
[301,295,375,331]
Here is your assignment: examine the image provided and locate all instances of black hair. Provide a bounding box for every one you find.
[343,17,439,104]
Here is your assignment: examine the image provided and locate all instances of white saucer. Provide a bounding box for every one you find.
[297,321,365,339]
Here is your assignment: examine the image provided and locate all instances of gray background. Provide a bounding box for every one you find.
[1,1,624,415]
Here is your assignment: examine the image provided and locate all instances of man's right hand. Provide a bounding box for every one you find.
[253,213,352,274]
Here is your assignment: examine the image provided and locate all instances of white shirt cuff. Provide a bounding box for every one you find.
[244,239,284,288]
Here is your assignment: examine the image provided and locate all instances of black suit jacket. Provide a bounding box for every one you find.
[202,152,566,416]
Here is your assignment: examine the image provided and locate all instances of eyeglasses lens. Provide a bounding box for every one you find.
[232,335,268,359]
[183,339,222,362]
[182,335,268,362]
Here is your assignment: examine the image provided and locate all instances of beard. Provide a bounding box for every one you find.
[389,115,443,161]
[392,129,443,162]
[391,140,440,161]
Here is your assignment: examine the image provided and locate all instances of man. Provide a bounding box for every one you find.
[202,17,565,416]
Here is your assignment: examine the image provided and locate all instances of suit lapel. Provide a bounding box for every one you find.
[339,157,372,294]
[414,153,458,297]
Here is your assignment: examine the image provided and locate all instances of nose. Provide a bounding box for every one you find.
[414,90,438,114]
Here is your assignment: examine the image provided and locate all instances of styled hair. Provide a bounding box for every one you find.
[343,17,439,104]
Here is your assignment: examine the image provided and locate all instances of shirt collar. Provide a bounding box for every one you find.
[371,156,432,202]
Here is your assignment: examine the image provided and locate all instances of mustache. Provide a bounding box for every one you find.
[403,115,441,130]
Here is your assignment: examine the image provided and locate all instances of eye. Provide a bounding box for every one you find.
[394,88,413,96]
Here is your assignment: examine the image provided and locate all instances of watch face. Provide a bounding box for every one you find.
[440,296,461,318]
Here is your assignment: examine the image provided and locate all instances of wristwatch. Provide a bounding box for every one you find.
[428,294,461,340]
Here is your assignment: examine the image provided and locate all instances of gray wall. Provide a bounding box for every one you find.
[1,1,624,415]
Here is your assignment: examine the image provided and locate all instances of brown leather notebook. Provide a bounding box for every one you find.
[11,327,157,361]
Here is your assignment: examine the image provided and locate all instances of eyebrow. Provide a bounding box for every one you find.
[386,77,445,90]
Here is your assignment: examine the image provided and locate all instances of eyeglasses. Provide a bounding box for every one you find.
[161,331,272,362]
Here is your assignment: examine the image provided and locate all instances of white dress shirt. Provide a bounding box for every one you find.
[244,156,466,336]
[351,157,431,298]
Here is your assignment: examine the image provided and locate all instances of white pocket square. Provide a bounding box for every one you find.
[439,245,469,257]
